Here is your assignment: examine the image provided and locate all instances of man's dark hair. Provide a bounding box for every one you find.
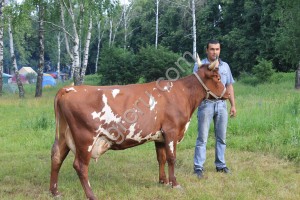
[206,39,220,49]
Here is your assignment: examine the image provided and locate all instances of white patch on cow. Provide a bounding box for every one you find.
[92,94,122,124]
[84,89,87,92]
[169,141,174,154]
[177,120,191,144]
[149,95,157,111]
[98,89,101,91]
[91,111,100,119]
[95,125,123,142]
[125,124,164,143]
[88,181,91,187]
[126,123,143,142]
[88,133,101,152]
[54,183,57,189]
[112,89,120,98]
[65,87,77,92]
[184,120,191,133]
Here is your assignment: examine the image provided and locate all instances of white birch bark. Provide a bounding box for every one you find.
[95,18,107,73]
[60,0,74,78]
[0,0,4,95]
[122,1,133,50]
[80,16,92,84]
[57,33,61,81]
[109,18,113,47]
[70,15,80,85]
[155,0,159,49]
[112,13,123,47]
[8,17,24,98]
[62,0,80,84]
[123,2,127,50]
[35,2,45,97]
[192,0,196,58]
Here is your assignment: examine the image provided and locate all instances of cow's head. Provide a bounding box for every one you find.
[196,54,230,100]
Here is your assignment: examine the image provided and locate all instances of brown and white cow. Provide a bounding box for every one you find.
[49,55,229,200]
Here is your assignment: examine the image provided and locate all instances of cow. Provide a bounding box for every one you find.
[49,55,229,200]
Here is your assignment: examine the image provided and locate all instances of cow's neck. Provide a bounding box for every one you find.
[178,73,207,113]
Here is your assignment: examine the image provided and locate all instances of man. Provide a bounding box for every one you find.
[193,40,236,179]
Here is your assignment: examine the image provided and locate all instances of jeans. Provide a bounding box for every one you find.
[194,99,228,171]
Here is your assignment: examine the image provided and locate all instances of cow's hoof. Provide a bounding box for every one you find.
[158,180,169,187]
[50,190,61,198]
[173,185,184,190]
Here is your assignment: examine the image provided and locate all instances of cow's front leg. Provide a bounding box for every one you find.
[73,152,96,200]
[163,133,181,188]
[155,142,168,185]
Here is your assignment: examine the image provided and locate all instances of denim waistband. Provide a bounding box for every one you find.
[204,99,225,103]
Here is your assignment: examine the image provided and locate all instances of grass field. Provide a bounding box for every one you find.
[0,73,299,200]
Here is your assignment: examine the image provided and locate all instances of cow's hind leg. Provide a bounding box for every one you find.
[49,139,70,196]
[155,142,168,185]
[73,151,96,200]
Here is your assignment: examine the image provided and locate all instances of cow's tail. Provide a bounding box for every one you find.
[54,88,65,141]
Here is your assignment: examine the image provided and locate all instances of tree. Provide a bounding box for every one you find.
[273,0,300,70]
[155,0,159,49]
[8,17,25,98]
[98,46,137,85]
[0,0,4,96]
[35,0,45,97]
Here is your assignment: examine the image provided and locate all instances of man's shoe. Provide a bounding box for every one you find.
[216,167,231,174]
[194,169,204,179]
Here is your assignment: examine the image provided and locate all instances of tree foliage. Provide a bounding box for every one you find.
[1,0,299,87]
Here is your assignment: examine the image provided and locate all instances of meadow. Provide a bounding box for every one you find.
[0,73,299,200]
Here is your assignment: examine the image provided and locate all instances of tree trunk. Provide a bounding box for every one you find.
[0,0,4,96]
[191,0,196,58]
[60,0,74,78]
[109,19,113,47]
[57,33,61,81]
[8,18,24,98]
[80,16,92,84]
[123,3,127,50]
[95,18,106,73]
[35,2,45,97]
[155,0,159,49]
[66,1,80,85]
[71,25,80,85]
[95,19,101,73]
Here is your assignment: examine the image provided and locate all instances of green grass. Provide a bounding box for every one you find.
[0,73,299,199]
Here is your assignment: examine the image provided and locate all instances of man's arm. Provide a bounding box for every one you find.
[226,84,236,117]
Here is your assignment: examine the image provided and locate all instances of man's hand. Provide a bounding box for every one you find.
[230,106,236,118]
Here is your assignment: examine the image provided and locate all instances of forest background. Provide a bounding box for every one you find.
[0,0,299,89]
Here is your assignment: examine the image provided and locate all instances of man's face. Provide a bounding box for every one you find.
[206,43,221,62]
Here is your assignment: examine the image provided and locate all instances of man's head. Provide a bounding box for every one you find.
[206,40,221,63]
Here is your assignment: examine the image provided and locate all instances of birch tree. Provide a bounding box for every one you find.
[8,17,24,98]
[95,18,106,73]
[80,15,92,84]
[0,0,4,96]
[35,1,45,97]
[56,33,61,81]
[155,0,159,49]
[121,0,133,50]
[59,0,97,85]
[191,0,196,57]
